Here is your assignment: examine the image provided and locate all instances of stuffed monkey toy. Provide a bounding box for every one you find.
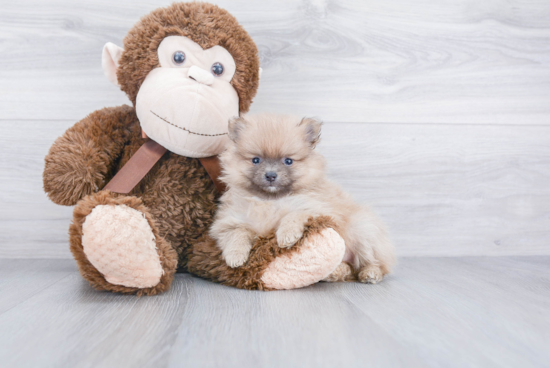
[43,2,346,295]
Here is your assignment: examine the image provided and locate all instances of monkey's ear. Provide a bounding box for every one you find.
[228,116,248,143]
[102,42,124,87]
[299,117,322,148]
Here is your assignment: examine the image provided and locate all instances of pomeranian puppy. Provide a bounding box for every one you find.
[210,114,395,283]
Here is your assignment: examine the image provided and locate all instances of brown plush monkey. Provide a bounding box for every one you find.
[43,2,346,295]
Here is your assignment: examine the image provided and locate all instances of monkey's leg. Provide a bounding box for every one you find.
[187,216,345,290]
[70,191,178,296]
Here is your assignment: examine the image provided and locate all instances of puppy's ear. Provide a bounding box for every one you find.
[228,116,248,142]
[299,117,322,148]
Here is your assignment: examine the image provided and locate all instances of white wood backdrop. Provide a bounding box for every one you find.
[1,0,549,258]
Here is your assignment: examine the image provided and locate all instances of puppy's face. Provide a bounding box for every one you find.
[220,114,325,198]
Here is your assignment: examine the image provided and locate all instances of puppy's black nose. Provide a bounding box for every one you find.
[265,171,277,182]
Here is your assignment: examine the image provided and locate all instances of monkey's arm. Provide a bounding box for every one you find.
[43,105,138,206]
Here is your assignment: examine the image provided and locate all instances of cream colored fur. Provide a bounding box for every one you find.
[82,204,163,288]
[323,262,354,282]
[210,114,396,283]
[261,228,345,289]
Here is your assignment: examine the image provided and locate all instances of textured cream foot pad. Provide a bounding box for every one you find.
[82,204,163,288]
[261,228,346,290]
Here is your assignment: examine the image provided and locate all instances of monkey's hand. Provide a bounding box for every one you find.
[43,105,137,206]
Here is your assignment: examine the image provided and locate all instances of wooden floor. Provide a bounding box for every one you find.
[0,257,548,368]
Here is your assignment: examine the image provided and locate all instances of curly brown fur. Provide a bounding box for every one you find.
[118,2,260,113]
[186,216,338,290]
[43,105,135,206]
[46,105,219,274]
[70,191,178,296]
[44,3,261,295]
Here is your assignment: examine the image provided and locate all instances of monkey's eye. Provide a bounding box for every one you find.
[284,158,293,166]
[252,157,261,165]
[172,51,186,65]
[211,62,224,76]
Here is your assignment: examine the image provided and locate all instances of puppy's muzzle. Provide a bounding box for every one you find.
[265,171,277,183]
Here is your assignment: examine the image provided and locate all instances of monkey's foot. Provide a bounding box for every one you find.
[82,204,164,288]
[70,191,178,295]
[261,228,345,289]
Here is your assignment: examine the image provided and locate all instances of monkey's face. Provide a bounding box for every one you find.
[102,3,261,158]
[133,36,238,157]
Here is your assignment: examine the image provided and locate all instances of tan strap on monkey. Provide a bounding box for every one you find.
[104,139,226,194]
[197,155,227,193]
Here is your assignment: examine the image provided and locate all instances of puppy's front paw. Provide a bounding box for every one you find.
[358,264,384,284]
[276,223,304,248]
[222,247,251,268]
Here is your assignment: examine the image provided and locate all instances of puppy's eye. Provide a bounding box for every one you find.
[211,62,224,76]
[172,51,186,65]
[252,157,261,165]
[284,158,293,166]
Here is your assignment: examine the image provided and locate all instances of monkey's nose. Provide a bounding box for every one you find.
[188,65,214,86]
[265,172,277,182]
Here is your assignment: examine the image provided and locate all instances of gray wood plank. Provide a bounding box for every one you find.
[0,259,76,314]
[167,277,424,368]
[0,263,193,368]
[0,120,74,258]
[0,0,549,123]
[340,257,550,368]
[319,122,550,257]
[0,257,548,367]
[1,120,549,258]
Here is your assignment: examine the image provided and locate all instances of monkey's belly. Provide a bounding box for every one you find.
[138,154,218,271]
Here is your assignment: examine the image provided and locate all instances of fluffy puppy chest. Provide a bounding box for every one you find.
[237,194,319,236]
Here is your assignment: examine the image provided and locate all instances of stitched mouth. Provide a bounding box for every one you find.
[150,110,228,137]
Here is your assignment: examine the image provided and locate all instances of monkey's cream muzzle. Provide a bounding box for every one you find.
[188,65,214,86]
[136,66,238,158]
